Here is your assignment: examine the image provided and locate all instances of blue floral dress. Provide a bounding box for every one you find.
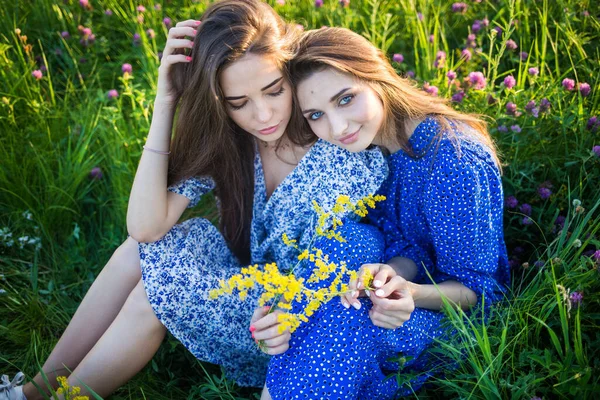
[138,139,387,387]
[266,117,510,399]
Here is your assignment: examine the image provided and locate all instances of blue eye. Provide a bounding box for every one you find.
[339,94,353,105]
[309,111,324,121]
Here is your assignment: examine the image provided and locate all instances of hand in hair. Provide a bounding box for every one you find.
[156,19,200,106]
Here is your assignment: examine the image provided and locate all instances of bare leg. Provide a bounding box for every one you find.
[261,384,272,400]
[66,280,166,398]
[23,237,142,400]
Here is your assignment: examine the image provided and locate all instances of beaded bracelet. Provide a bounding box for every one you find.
[143,145,171,155]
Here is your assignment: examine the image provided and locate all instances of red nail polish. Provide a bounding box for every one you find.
[193,29,197,35]
[195,20,201,25]
[251,332,255,338]
[249,325,256,332]
[186,56,192,61]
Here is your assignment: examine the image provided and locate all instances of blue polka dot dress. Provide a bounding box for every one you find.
[266,117,510,399]
[138,139,387,387]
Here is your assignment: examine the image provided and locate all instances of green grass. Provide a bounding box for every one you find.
[1,0,599,398]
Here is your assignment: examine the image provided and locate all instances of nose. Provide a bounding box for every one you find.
[254,99,273,124]
[328,113,349,139]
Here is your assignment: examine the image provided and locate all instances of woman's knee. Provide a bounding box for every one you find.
[122,281,163,330]
[107,237,142,281]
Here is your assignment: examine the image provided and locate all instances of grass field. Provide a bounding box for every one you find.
[1,0,599,398]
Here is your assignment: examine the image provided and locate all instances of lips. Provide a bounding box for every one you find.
[258,122,280,135]
[339,127,361,145]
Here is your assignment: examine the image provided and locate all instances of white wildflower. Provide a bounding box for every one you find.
[573,239,582,248]
[572,199,581,207]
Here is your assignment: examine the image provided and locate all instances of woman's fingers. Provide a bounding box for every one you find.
[263,342,290,355]
[167,27,197,39]
[253,323,288,341]
[261,331,291,348]
[175,19,202,28]
[370,264,396,289]
[372,276,409,299]
[250,306,270,325]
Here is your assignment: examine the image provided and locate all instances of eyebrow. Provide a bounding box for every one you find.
[224,77,284,101]
[301,87,351,114]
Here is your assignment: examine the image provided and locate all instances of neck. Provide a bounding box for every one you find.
[374,117,425,154]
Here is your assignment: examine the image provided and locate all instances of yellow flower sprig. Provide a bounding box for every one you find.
[209,194,385,337]
[56,376,89,400]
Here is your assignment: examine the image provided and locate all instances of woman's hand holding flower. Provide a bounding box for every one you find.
[369,275,415,329]
[341,263,416,329]
[249,306,292,355]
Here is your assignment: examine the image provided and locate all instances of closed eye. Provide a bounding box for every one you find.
[268,86,285,97]
[228,102,246,111]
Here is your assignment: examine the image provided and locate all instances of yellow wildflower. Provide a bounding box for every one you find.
[210,194,386,336]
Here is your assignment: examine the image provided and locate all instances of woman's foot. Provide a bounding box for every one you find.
[0,373,26,400]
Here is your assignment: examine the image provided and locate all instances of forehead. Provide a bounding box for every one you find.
[219,53,283,95]
[297,68,357,106]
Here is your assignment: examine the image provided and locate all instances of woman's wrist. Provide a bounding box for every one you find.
[407,281,421,300]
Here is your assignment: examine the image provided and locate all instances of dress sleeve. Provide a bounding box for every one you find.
[423,143,506,304]
[167,176,215,208]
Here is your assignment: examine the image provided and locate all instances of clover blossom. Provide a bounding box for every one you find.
[315,0,323,7]
[538,187,551,200]
[32,70,43,80]
[519,51,528,60]
[447,70,457,81]
[593,145,600,157]
[392,53,404,63]
[539,98,551,113]
[467,71,486,90]
[122,63,132,75]
[434,50,446,68]
[451,2,468,13]
[505,195,518,208]
[423,83,438,97]
[107,89,119,100]
[506,39,517,50]
[504,75,516,89]
[163,17,172,28]
[519,203,531,215]
[562,78,575,91]
[505,102,518,116]
[579,82,591,97]
[461,48,472,61]
[452,91,466,103]
[528,67,539,76]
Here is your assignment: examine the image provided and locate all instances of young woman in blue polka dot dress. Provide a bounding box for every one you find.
[264,27,510,399]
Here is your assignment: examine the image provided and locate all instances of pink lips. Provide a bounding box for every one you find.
[339,128,361,145]
[258,122,280,135]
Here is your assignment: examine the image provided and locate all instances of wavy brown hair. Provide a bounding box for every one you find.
[287,27,500,167]
[167,0,301,264]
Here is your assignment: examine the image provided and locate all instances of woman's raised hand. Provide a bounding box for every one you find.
[155,19,200,106]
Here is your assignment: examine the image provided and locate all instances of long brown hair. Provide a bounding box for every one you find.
[167,0,301,264]
[287,27,501,167]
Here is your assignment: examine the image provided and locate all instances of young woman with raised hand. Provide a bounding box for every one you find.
[0,4,387,400]
[265,27,510,399]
